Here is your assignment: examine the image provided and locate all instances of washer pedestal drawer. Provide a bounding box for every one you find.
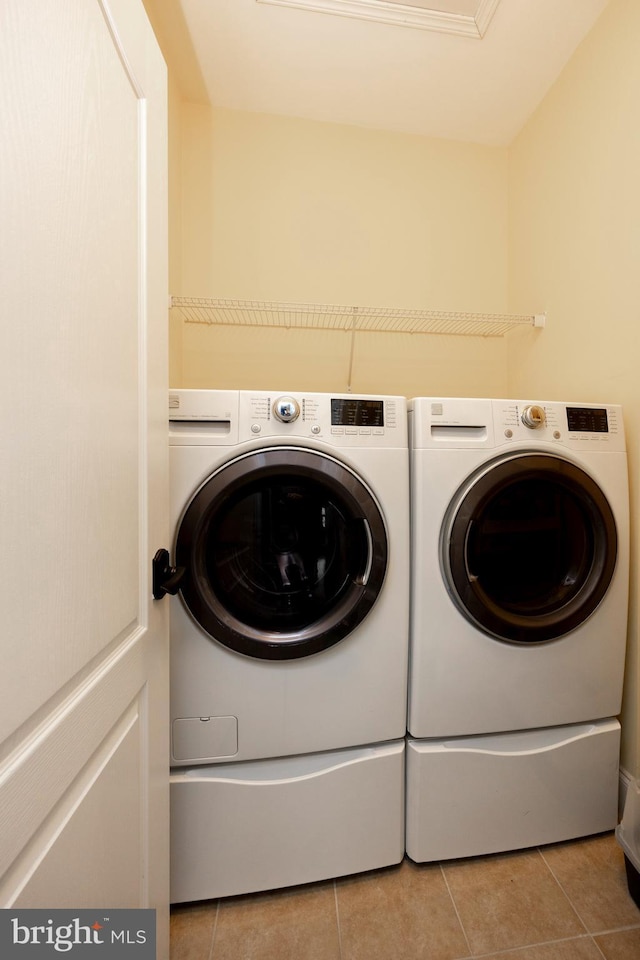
[170,739,405,903]
[406,719,620,863]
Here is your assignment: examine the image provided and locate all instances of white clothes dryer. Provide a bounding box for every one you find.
[406,397,629,862]
[167,390,409,901]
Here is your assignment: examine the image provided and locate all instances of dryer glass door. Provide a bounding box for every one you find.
[175,448,387,659]
[443,453,617,644]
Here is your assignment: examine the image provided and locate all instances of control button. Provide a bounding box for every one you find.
[273,396,300,423]
[311,424,321,435]
[373,428,385,435]
[359,428,371,435]
[331,427,344,435]
[521,404,546,429]
[553,430,561,440]
[251,424,261,434]
[504,429,513,439]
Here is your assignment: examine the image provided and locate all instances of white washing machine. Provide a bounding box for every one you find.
[406,397,629,862]
[167,389,409,901]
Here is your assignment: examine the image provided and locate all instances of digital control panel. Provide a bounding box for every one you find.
[567,407,609,433]
[331,399,384,427]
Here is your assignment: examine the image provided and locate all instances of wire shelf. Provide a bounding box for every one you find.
[170,297,544,338]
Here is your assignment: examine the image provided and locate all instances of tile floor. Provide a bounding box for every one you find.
[170,832,640,960]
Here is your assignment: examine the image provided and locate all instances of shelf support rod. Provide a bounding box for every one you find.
[346,307,358,393]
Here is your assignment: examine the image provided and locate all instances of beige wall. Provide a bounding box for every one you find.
[170,105,510,396]
[508,0,640,775]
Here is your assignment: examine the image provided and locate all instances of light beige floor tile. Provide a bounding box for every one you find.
[541,833,640,932]
[442,848,585,955]
[595,927,640,959]
[170,902,217,960]
[476,937,603,960]
[170,836,640,960]
[211,881,340,960]
[336,859,470,960]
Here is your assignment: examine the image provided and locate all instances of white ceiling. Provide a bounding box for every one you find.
[146,0,611,146]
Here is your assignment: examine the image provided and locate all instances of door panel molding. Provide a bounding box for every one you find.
[0,631,149,886]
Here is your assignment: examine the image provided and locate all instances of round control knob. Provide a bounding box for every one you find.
[273,396,300,423]
[521,404,546,429]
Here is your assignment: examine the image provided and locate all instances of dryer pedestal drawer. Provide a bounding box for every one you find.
[170,739,405,903]
[406,719,620,862]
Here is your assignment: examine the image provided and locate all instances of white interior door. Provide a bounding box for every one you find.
[0,0,169,954]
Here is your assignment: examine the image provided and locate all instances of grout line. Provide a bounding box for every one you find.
[589,921,640,935]
[438,861,474,958]
[468,933,604,959]
[590,935,610,960]
[536,845,590,934]
[207,900,219,960]
[333,880,344,960]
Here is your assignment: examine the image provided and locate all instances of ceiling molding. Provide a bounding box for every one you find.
[256,0,502,38]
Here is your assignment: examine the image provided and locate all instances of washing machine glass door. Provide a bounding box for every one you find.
[175,448,388,659]
[443,453,617,644]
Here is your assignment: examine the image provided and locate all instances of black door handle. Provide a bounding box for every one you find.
[152,548,185,600]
